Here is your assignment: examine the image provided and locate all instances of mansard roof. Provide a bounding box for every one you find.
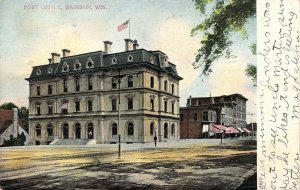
[26,49,183,81]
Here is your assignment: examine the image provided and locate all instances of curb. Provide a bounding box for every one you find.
[224,167,257,190]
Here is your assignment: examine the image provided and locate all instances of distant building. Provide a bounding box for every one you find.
[180,94,247,139]
[0,108,29,146]
[26,39,183,145]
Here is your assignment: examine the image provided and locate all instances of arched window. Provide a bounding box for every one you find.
[36,124,41,138]
[150,122,154,136]
[75,123,81,139]
[63,123,69,139]
[164,123,168,139]
[128,122,134,135]
[171,124,175,136]
[112,123,117,135]
[47,124,53,137]
[88,123,94,139]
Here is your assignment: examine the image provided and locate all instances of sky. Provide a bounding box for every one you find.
[0,0,256,122]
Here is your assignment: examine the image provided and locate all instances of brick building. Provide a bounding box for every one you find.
[26,39,183,145]
[0,108,29,146]
[180,94,247,139]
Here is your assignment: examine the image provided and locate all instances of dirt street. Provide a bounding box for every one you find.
[0,139,256,190]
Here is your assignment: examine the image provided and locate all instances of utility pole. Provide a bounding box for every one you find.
[246,112,256,139]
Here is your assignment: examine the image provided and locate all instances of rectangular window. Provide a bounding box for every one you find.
[164,81,168,91]
[180,114,184,121]
[48,85,52,95]
[88,76,93,90]
[128,98,133,110]
[47,126,53,137]
[164,100,168,112]
[171,84,174,94]
[88,100,93,112]
[112,78,117,89]
[150,77,154,88]
[194,113,197,120]
[36,104,41,115]
[75,101,80,112]
[112,99,117,111]
[48,103,53,114]
[128,75,133,87]
[37,86,40,96]
[202,111,208,121]
[172,102,175,114]
[63,79,68,92]
[150,99,154,111]
[209,112,213,121]
[75,77,80,91]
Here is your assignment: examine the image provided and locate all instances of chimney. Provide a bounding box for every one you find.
[51,53,61,63]
[48,58,52,64]
[103,41,112,54]
[189,95,192,106]
[62,49,71,57]
[124,39,134,51]
[133,40,139,50]
[13,107,18,137]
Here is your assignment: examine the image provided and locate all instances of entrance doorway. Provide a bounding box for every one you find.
[87,123,94,139]
[75,123,81,139]
[164,123,168,139]
[63,123,69,139]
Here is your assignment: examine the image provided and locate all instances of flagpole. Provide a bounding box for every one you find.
[129,20,130,39]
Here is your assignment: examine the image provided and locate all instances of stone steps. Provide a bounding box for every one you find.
[49,139,96,145]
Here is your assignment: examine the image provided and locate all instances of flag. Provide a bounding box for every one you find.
[117,20,129,32]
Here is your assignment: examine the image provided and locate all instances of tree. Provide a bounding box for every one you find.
[191,0,256,85]
[0,102,17,110]
[19,106,29,132]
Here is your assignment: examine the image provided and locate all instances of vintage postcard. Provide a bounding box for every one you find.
[0,0,298,190]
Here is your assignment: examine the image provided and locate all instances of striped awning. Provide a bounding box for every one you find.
[209,125,223,133]
[235,127,244,132]
[242,128,251,133]
[228,127,239,133]
[212,125,231,133]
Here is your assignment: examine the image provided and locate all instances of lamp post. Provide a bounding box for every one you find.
[117,69,126,159]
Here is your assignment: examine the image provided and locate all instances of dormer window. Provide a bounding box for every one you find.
[164,56,168,64]
[86,57,94,68]
[74,60,81,70]
[48,67,52,74]
[127,54,133,62]
[87,62,93,68]
[36,69,41,75]
[112,57,117,64]
[62,62,69,72]
[150,56,154,64]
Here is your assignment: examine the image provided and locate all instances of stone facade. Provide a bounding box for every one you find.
[26,39,183,145]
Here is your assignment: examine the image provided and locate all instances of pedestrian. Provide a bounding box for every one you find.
[88,130,93,139]
[154,135,157,147]
[221,130,225,144]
